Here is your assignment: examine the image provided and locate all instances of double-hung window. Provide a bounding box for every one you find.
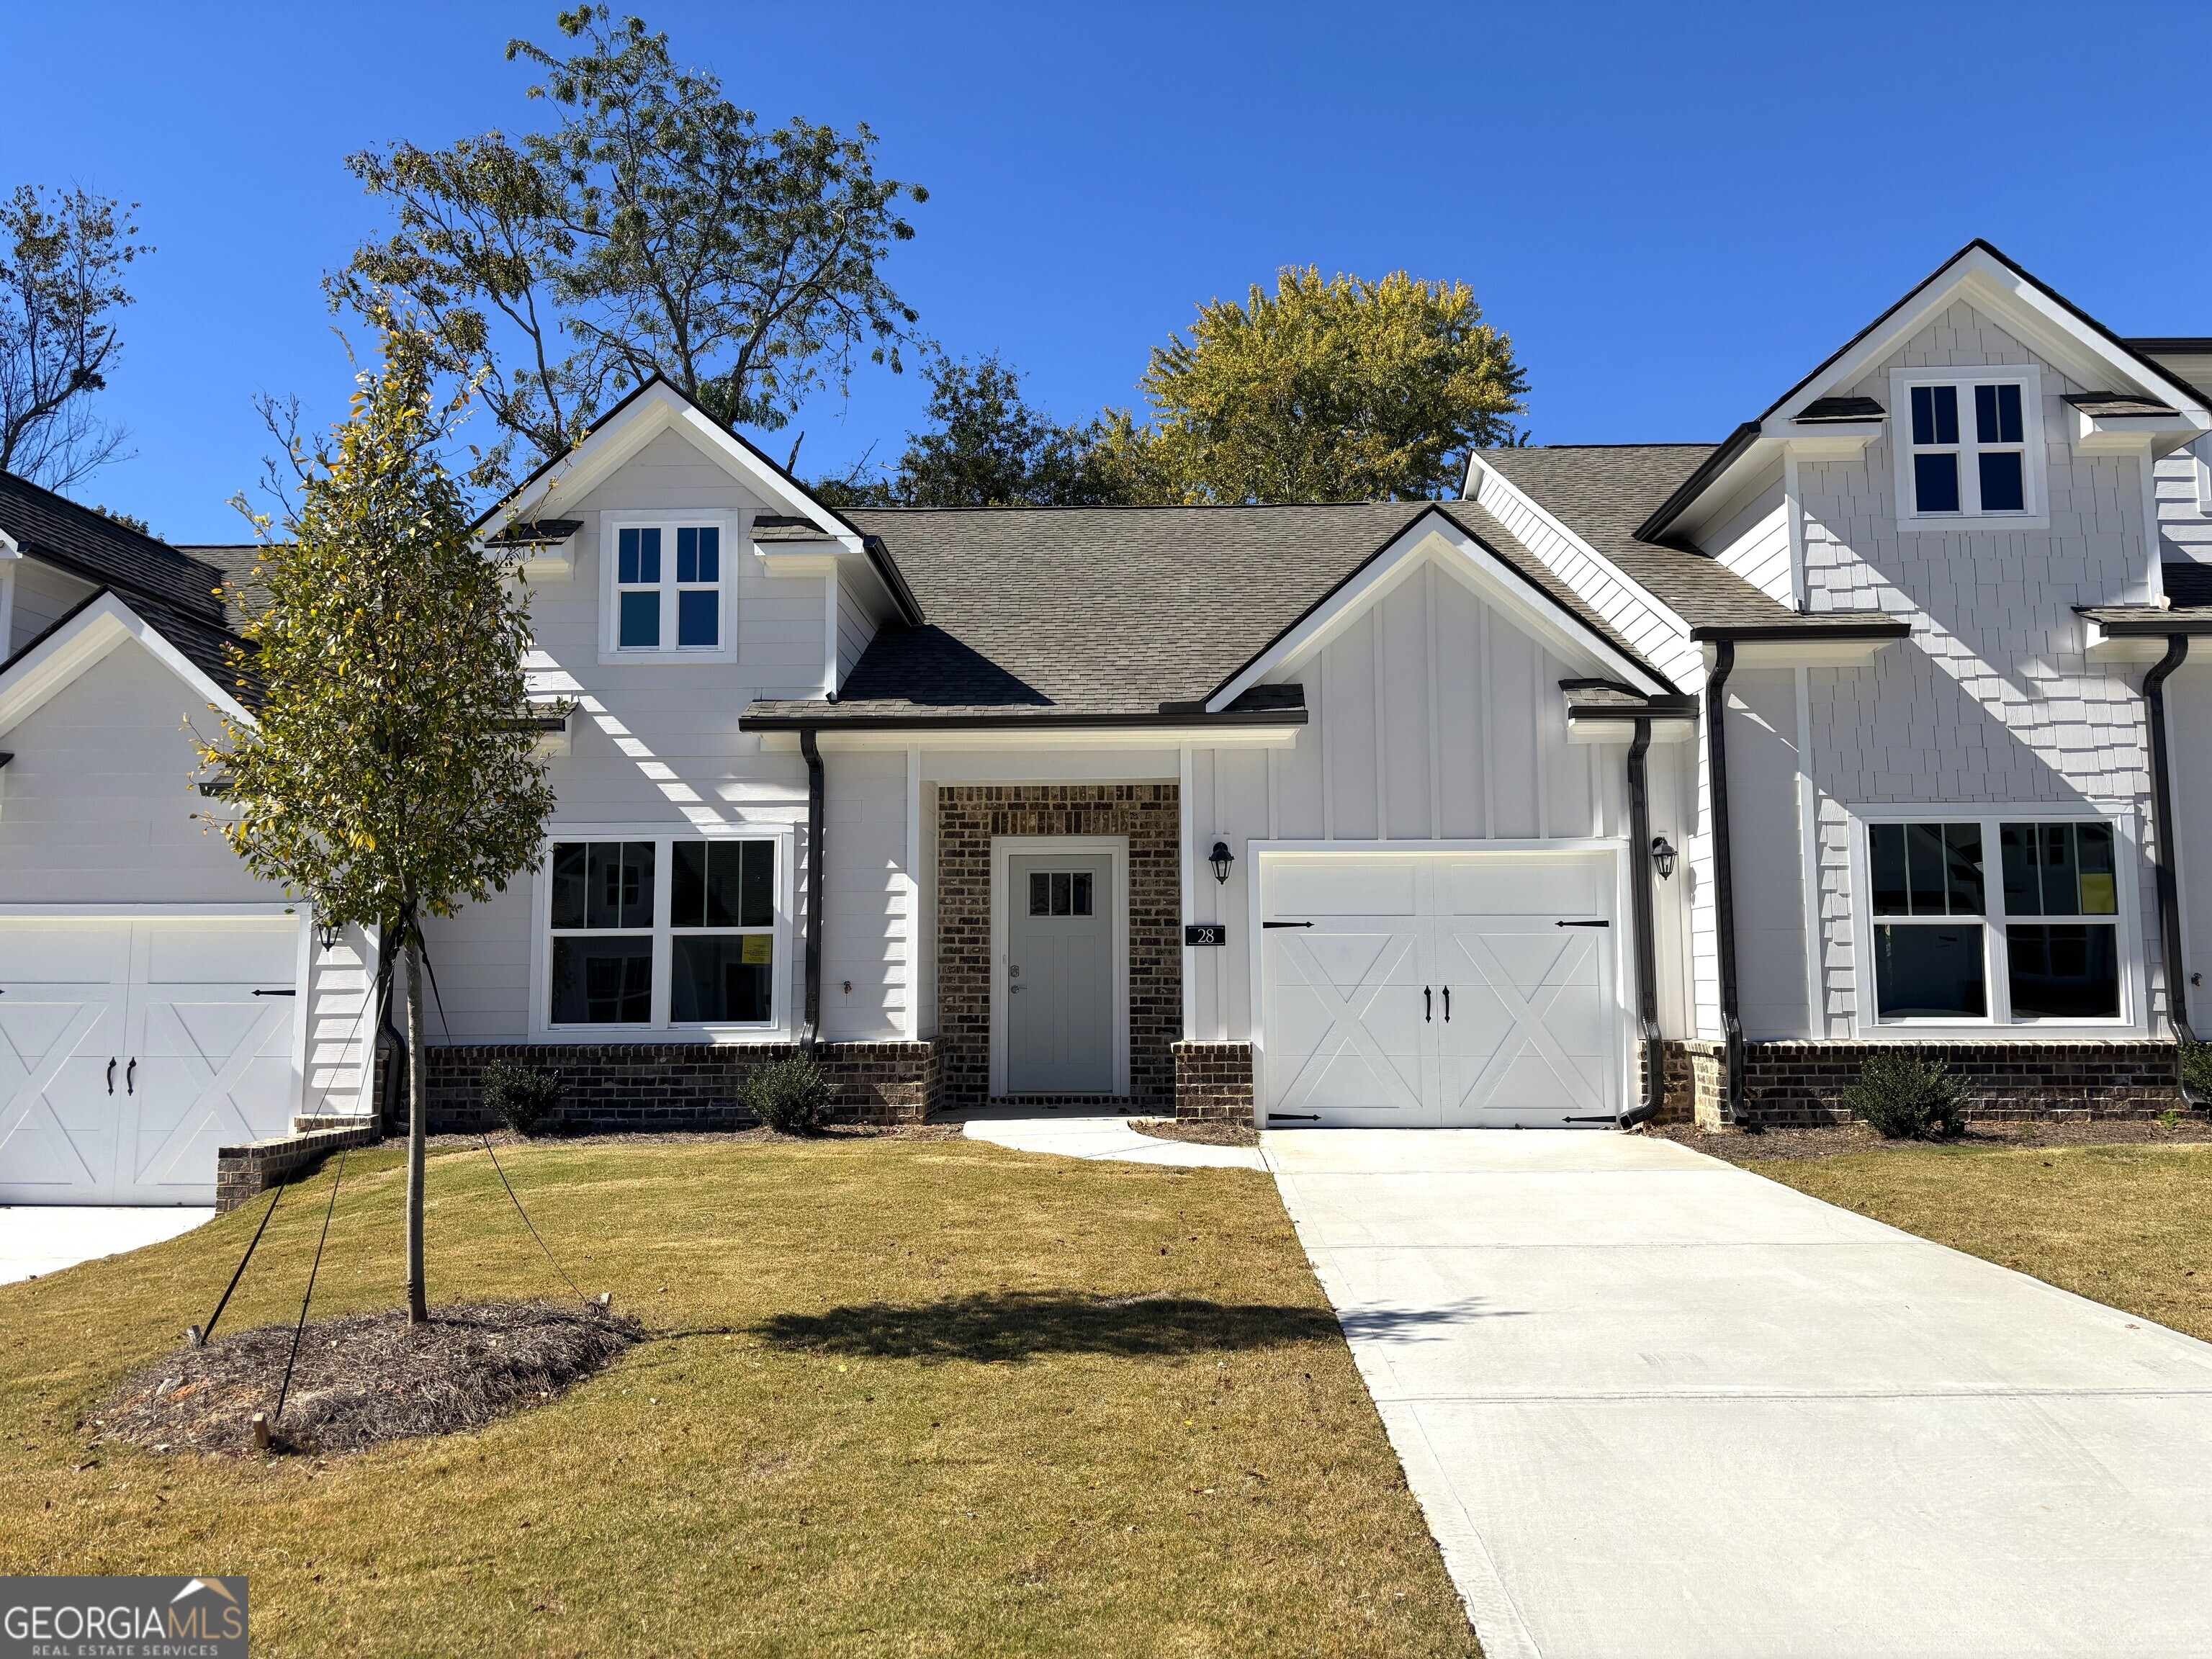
[604,516,731,660]
[1894,370,2041,523]
[546,834,781,1029]
[1863,814,2124,1025]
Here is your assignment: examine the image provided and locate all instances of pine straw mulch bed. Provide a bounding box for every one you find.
[1128,1118,1260,1148]
[92,1300,645,1458]
[1652,1115,2212,1165]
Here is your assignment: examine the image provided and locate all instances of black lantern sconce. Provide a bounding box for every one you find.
[1209,840,1235,884]
[1650,835,1678,880]
[315,920,344,953]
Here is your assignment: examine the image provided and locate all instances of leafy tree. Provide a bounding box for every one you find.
[816,354,1116,508]
[1108,267,1528,503]
[197,333,554,1324]
[0,185,151,489]
[334,6,927,475]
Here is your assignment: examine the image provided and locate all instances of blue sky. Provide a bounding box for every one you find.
[5,1,2208,541]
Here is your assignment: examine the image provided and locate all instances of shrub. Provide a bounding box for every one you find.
[743,1052,832,1134]
[481,1061,563,1136]
[2179,1041,2212,1104]
[1840,1050,1965,1140]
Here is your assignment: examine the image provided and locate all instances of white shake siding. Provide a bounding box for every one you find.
[2154,436,2212,568]
[834,571,874,691]
[1791,300,2168,1034]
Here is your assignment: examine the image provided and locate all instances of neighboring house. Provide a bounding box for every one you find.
[7,238,2212,1204]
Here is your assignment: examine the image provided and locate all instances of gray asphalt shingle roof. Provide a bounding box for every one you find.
[1478,444,1901,634]
[744,498,1666,726]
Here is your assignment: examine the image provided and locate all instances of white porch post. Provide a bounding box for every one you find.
[1179,745,1195,1043]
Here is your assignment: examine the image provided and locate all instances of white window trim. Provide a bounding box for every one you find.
[1843,804,2144,1038]
[529,822,796,1042]
[1889,365,2049,531]
[597,510,740,665]
[989,835,1130,1098]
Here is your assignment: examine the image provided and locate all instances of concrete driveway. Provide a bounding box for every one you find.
[0,1206,212,1285]
[1265,1128,2212,1659]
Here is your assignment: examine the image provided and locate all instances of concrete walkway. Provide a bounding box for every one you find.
[0,1205,213,1285]
[1266,1128,2212,1659]
[956,1109,1266,1169]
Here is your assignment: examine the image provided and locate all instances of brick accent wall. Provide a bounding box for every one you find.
[1172,1041,1254,1122]
[215,1121,383,1213]
[1651,1039,1727,1128]
[1737,1040,2185,1125]
[416,1041,940,1133]
[936,783,1181,1110]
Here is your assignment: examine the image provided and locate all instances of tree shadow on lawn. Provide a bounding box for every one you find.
[751,1290,1509,1363]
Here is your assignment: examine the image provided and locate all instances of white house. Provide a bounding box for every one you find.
[6,238,2211,1204]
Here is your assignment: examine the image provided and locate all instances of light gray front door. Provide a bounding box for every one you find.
[1007,853,1112,1094]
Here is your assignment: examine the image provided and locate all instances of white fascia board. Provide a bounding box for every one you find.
[1462,457,1699,643]
[0,527,19,557]
[1781,421,1884,460]
[2082,619,2173,663]
[2070,408,2199,457]
[1208,510,1669,714]
[1565,714,1696,745]
[0,591,253,735]
[485,382,854,541]
[1766,250,2211,432]
[1717,635,1902,668]
[756,723,1303,753]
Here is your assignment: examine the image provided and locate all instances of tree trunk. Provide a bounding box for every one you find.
[404,914,428,1324]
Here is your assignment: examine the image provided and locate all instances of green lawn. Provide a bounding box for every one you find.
[0,1138,1477,1658]
[1749,1140,2212,1341]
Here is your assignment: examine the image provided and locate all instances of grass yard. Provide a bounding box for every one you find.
[1748,1139,2212,1341]
[0,1137,1477,1658]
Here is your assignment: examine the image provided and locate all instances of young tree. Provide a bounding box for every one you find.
[197,333,554,1324]
[334,6,927,472]
[0,185,152,489]
[1110,267,1529,503]
[815,354,1117,508]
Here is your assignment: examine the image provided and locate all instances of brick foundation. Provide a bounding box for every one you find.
[936,783,1181,1111]
[1172,1041,1254,1122]
[1736,1040,2186,1125]
[415,1041,940,1133]
[215,1120,383,1213]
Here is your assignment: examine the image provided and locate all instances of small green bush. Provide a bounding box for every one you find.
[1840,1050,1965,1140]
[2178,1041,2212,1103]
[744,1052,832,1134]
[482,1061,563,1136]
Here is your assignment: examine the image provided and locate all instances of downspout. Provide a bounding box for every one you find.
[1620,717,1666,1127]
[1704,640,1753,1128]
[801,728,825,1051]
[2143,637,2198,1056]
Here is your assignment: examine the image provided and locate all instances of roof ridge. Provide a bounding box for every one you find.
[845,499,1436,513]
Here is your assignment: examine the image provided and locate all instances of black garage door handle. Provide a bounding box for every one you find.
[253,988,297,996]
[1263,920,1314,929]
[1556,920,1609,928]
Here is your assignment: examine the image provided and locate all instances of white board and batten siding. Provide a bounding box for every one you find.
[1184,548,1692,1120]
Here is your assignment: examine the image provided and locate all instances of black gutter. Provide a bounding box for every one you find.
[858,535,926,626]
[740,707,1308,734]
[2144,637,2198,1057]
[1635,421,1761,547]
[1704,642,1751,1129]
[801,729,825,1050]
[1687,620,1911,644]
[1619,717,1666,1128]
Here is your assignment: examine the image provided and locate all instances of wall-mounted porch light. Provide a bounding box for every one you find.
[1650,835,1678,880]
[1209,840,1235,884]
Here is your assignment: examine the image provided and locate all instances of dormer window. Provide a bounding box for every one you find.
[600,512,737,663]
[1892,368,2044,527]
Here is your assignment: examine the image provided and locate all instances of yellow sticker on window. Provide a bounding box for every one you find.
[2079,873,2116,915]
[741,934,773,964]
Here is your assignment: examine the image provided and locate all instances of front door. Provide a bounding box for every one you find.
[1006,854,1112,1094]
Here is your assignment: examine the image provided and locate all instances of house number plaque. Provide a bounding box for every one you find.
[1184,923,1228,947]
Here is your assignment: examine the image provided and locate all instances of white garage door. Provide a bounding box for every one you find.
[1259,850,1624,1128]
[0,917,300,1205]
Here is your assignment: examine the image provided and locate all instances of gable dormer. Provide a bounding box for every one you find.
[1638,242,2212,618]
[475,378,919,701]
